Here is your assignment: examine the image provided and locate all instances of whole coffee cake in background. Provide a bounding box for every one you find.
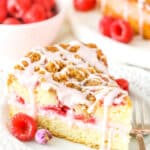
[7,41,132,150]
[99,0,150,39]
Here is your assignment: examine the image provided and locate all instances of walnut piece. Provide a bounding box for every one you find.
[46,46,59,52]
[22,60,29,67]
[68,45,80,53]
[14,65,24,70]
[86,93,96,102]
[85,43,97,48]
[65,82,82,91]
[45,62,58,73]
[59,43,70,49]
[26,52,41,63]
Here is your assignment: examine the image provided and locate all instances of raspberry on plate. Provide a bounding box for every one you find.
[110,19,134,43]
[99,16,115,37]
[0,0,7,23]
[74,0,96,11]
[7,0,32,18]
[10,113,37,141]
[23,4,47,23]
[3,17,21,25]
[115,78,129,91]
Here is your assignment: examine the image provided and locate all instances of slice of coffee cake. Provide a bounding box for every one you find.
[7,41,132,150]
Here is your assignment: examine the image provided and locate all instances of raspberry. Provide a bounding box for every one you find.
[110,19,133,43]
[99,16,115,37]
[10,113,37,141]
[42,104,70,116]
[34,0,55,11]
[115,78,129,91]
[3,17,21,24]
[0,0,7,23]
[23,4,47,23]
[74,0,96,11]
[7,0,32,18]
[16,96,25,104]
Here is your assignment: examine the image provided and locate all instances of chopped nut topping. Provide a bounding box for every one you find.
[66,82,82,91]
[68,45,80,52]
[56,61,66,71]
[67,68,87,81]
[7,74,16,86]
[45,62,58,73]
[34,66,40,72]
[96,49,103,60]
[84,79,101,86]
[14,65,24,70]
[87,66,97,74]
[85,43,97,48]
[96,49,108,66]
[26,52,41,63]
[22,60,29,67]
[86,93,96,102]
[52,74,67,82]
[59,43,70,49]
[46,46,59,52]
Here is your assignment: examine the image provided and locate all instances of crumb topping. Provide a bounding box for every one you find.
[10,41,127,109]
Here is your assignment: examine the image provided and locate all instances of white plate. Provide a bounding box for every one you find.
[67,1,150,70]
[0,64,150,150]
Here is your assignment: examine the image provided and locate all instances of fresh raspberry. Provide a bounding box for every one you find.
[3,17,21,24]
[110,19,133,43]
[34,0,55,11]
[0,0,7,23]
[16,96,25,104]
[7,0,32,18]
[99,16,115,37]
[74,0,96,11]
[115,78,129,91]
[10,113,37,141]
[23,4,47,23]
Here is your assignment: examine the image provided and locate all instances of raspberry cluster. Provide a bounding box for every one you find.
[0,0,56,25]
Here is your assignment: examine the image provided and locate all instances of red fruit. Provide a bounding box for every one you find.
[115,78,129,91]
[3,17,21,25]
[10,113,37,141]
[34,0,55,11]
[42,104,70,116]
[7,0,32,18]
[110,19,133,43]
[74,114,85,120]
[23,4,46,23]
[0,0,7,23]
[16,96,25,104]
[74,0,96,11]
[99,16,115,37]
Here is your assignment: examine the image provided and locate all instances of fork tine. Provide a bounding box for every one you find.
[140,100,145,129]
[132,99,137,128]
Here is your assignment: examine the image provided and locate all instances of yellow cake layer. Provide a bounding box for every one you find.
[99,0,150,39]
[9,106,130,150]
[8,78,132,125]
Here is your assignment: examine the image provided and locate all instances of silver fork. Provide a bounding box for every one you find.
[130,95,150,150]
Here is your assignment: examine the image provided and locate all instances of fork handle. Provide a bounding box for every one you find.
[136,133,146,150]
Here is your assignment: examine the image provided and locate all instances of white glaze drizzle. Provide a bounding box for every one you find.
[138,0,145,36]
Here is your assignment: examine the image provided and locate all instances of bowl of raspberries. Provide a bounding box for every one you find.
[0,0,65,62]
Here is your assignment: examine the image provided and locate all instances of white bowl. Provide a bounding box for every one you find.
[0,1,66,64]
